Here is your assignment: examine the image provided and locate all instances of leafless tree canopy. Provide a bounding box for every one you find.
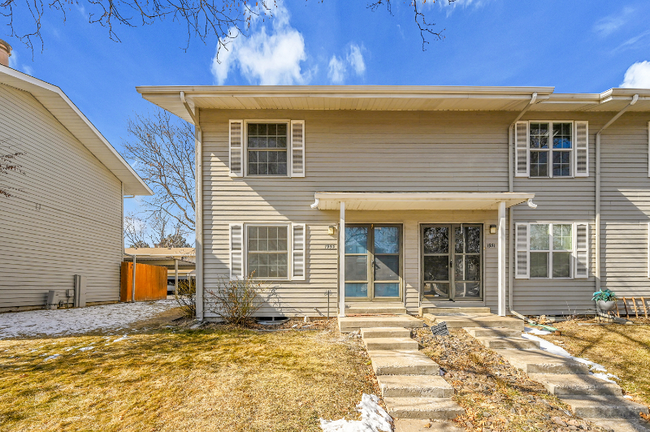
[124,212,192,248]
[3,0,453,54]
[124,109,196,234]
[124,213,149,247]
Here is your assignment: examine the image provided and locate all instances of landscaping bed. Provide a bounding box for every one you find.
[0,316,379,431]
[414,327,606,432]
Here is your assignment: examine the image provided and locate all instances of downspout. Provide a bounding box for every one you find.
[181,91,204,321]
[508,93,537,313]
[595,94,639,292]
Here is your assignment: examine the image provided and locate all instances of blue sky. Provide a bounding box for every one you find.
[6,0,650,241]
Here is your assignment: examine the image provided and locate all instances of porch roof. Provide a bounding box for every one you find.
[312,192,535,211]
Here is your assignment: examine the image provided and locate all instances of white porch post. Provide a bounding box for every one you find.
[497,200,507,316]
[339,201,346,318]
[174,259,179,296]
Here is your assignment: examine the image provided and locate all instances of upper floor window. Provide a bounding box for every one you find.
[515,121,589,178]
[247,123,288,176]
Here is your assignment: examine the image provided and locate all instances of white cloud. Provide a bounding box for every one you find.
[620,61,650,88]
[593,7,635,37]
[436,0,490,9]
[8,50,34,76]
[327,44,366,84]
[210,2,310,85]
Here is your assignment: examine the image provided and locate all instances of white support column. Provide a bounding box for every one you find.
[174,259,179,296]
[339,201,346,318]
[497,200,507,316]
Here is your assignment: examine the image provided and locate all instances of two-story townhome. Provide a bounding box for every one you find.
[137,86,650,321]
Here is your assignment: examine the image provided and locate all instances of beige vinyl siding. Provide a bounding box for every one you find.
[201,110,510,317]
[0,84,123,311]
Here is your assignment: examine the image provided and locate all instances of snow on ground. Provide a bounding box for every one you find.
[320,394,392,432]
[522,327,620,383]
[0,300,177,339]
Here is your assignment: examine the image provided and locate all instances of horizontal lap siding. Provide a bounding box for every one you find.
[0,85,122,310]
[201,110,510,318]
[601,115,650,297]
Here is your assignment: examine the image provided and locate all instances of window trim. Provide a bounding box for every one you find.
[528,120,576,179]
[245,223,292,281]
[243,119,292,178]
[529,222,574,279]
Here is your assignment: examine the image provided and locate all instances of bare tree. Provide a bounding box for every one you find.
[123,109,195,234]
[124,213,150,248]
[0,138,24,198]
[149,212,192,247]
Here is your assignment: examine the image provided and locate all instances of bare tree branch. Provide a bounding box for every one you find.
[124,212,150,247]
[0,138,25,198]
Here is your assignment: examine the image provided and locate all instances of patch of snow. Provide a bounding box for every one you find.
[44,354,60,361]
[0,300,176,339]
[521,333,620,383]
[78,346,94,352]
[624,395,633,399]
[320,394,392,432]
[110,335,129,343]
[524,326,553,335]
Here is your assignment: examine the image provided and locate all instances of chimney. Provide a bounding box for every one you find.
[0,39,12,67]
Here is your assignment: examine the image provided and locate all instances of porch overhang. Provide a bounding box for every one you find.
[312,192,535,211]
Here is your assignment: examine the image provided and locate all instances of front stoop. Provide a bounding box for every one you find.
[339,315,424,332]
[393,419,464,432]
[424,313,524,330]
[361,327,411,339]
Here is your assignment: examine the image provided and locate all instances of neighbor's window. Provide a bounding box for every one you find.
[530,223,572,278]
[247,226,288,279]
[530,122,572,178]
[247,123,288,176]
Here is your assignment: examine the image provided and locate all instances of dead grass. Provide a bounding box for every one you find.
[0,320,378,431]
[538,320,650,409]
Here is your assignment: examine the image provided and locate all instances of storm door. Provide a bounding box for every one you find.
[422,224,482,301]
[345,225,402,300]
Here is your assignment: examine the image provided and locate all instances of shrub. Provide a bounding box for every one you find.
[206,275,266,326]
[175,279,196,318]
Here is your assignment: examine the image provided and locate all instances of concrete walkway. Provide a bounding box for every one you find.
[425,310,650,432]
[339,315,464,431]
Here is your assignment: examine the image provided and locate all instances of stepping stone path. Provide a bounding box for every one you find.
[425,309,650,432]
[339,315,464,432]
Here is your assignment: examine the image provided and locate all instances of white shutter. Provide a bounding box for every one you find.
[290,120,305,177]
[515,223,530,279]
[515,121,529,177]
[574,223,589,278]
[229,120,244,177]
[292,223,306,280]
[229,223,244,279]
[575,121,589,177]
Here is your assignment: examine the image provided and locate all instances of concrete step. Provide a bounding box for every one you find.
[347,302,407,315]
[561,395,649,419]
[476,336,540,350]
[394,419,464,432]
[339,315,424,332]
[494,349,590,374]
[364,337,419,351]
[529,373,623,396]
[424,313,524,331]
[377,375,454,398]
[384,397,464,420]
[464,326,521,338]
[361,327,411,339]
[420,306,492,315]
[591,418,650,432]
[367,350,440,376]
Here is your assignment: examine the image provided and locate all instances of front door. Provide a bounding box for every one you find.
[345,225,402,300]
[422,224,482,301]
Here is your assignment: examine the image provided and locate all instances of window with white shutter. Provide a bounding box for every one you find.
[290,120,305,178]
[292,223,306,280]
[515,121,529,177]
[574,223,589,278]
[515,223,530,278]
[229,223,244,279]
[229,120,244,177]
[575,121,589,177]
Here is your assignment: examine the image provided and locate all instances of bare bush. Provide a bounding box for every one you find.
[206,275,266,326]
[175,279,196,318]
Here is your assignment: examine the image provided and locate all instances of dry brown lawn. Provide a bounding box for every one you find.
[0,322,378,431]
[538,320,650,409]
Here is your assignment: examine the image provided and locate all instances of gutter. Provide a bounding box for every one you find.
[507,93,538,314]
[594,94,639,291]
[181,91,204,321]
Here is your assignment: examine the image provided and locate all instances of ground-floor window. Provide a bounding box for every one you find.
[247,225,289,279]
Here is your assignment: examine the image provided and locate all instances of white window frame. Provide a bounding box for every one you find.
[528,121,575,179]
[245,223,292,281]
[243,119,292,178]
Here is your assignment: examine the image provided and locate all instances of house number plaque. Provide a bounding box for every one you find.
[325,244,336,250]
[486,243,496,249]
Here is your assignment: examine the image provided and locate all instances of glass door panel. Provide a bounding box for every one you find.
[373,226,401,298]
[345,226,369,298]
[422,225,451,298]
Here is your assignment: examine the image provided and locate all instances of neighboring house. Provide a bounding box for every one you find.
[123,247,196,292]
[0,42,152,312]
[138,85,650,320]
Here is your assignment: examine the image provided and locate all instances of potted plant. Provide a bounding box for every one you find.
[592,289,618,313]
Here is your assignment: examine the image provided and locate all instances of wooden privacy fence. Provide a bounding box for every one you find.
[120,262,168,302]
[613,297,650,319]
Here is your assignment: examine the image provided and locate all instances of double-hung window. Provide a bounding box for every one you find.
[247,123,288,176]
[516,222,589,279]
